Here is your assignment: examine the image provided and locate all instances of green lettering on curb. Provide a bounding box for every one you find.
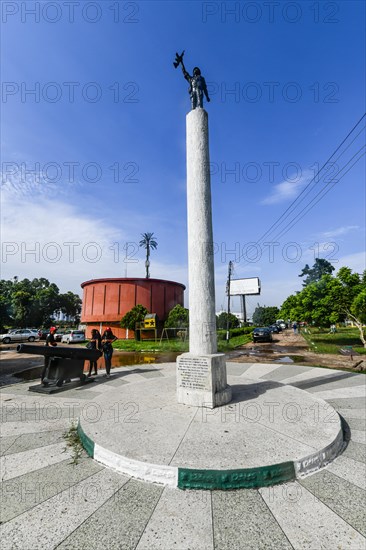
[178,462,295,490]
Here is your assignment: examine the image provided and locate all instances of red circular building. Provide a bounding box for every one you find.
[81,278,186,338]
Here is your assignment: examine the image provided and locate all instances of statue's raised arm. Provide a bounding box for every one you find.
[173,51,210,110]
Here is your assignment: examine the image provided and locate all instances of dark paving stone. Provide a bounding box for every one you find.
[346,417,366,431]
[1,430,65,456]
[300,470,366,537]
[261,364,311,382]
[292,372,362,391]
[0,457,103,523]
[326,396,366,410]
[212,489,293,549]
[0,436,18,456]
[342,440,366,464]
[0,405,81,423]
[139,370,164,379]
[58,478,163,550]
[226,363,256,376]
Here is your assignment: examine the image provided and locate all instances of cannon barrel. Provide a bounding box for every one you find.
[17,344,102,361]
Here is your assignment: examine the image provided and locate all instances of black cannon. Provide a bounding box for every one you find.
[17,344,102,388]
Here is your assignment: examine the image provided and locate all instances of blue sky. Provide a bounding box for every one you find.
[1,0,365,318]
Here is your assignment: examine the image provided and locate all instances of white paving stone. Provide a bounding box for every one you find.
[312,386,366,400]
[0,442,72,481]
[0,468,128,550]
[350,429,366,444]
[260,481,366,549]
[325,455,366,490]
[241,363,281,379]
[0,418,71,437]
[337,408,366,420]
[136,486,213,550]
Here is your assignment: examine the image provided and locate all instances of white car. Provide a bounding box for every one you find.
[0,329,40,344]
[61,330,85,344]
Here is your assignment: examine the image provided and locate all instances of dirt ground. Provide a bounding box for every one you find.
[230,330,365,372]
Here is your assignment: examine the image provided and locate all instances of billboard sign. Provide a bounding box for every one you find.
[230,277,261,296]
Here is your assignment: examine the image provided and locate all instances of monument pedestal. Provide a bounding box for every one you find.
[177,353,232,408]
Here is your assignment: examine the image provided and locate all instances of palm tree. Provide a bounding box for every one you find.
[139,232,158,279]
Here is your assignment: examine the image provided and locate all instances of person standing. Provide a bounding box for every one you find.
[101,327,117,378]
[87,328,102,377]
[41,327,57,386]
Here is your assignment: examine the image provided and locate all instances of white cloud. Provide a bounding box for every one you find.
[336,251,366,274]
[261,169,313,205]
[0,189,190,297]
[319,226,360,238]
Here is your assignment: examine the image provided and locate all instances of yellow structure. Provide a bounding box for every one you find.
[143,314,157,329]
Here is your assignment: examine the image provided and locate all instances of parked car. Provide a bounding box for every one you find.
[38,329,50,340]
[268,325,280,334]
[61,330,85,344]
[54,331,65,342]
[0,329,40,344]
[252,327,273,343]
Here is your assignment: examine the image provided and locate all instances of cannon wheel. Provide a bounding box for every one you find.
[3,337,11,344]
[80,374,87,383]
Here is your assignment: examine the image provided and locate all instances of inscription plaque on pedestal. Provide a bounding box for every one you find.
[177,353,232,408]
[177,357,210,390]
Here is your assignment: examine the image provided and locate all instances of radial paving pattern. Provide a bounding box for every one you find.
[1,361,365,549]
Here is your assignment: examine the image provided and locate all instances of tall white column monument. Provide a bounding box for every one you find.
[176,108,232,408]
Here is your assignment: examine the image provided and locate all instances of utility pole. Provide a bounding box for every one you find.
[226,261,233,341]
[241,294,247,324]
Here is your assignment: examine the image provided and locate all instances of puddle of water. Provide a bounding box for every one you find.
[112,351,179,367]
[239,348,275,356]
[273,356,294,363]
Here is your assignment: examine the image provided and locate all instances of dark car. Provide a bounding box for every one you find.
[252,327,273,343]
[38,329,50,340]
[268,325,280,334]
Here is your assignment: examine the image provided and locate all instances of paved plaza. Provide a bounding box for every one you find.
[1,361,365,549]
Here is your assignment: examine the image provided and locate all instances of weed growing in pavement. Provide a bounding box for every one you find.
[63,422,84,465]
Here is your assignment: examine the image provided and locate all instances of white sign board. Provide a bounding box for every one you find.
[230,277,261,296]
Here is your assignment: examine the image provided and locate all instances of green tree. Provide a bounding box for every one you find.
[279,294,301,322]
[120,304,148,332]
[32,278,60,326]
[0,279,14,330]
[58,291,82,322]
[139,232,158,279]
[216,312,240,330]
[0,277,81,329]
[299,258,335,287]
[350,290,366,347]
[328,268,366,346]
[280,267,366,347]
[252,306,279,326]
[11,278,34,327]
[165,304,189,328]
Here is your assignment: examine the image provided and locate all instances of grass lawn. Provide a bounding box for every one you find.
[112,334,252,353]
[302,327,366,355]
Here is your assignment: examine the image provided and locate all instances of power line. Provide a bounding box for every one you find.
[252,113,366,247]
[273,147,366,241]
[258,125,365,243]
